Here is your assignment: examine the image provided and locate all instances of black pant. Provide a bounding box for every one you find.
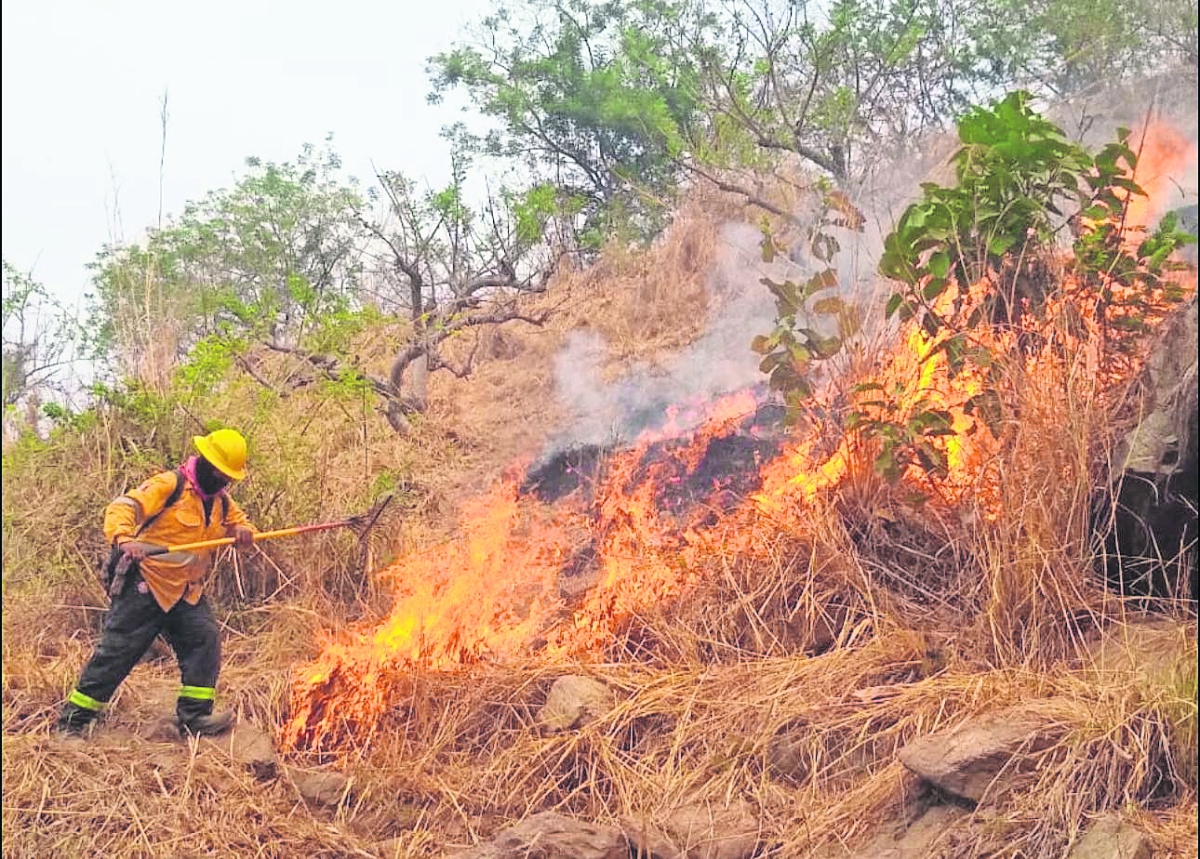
[59,571,221,728]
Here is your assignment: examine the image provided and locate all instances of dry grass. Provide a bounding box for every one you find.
[1,732,389,859]
[6,616,1193,857]
[3,183,1197,858]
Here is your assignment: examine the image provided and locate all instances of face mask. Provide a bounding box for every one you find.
[195,456,232,495]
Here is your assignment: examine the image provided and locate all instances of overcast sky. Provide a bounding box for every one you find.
[2,0,492,308]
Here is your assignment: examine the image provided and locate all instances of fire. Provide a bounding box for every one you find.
[280,392,771,752]
[280,118,1196,754]
[1124,122,1196,232]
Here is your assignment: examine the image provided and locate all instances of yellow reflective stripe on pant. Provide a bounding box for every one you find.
[178,685,216,701]
[67,688,107,711]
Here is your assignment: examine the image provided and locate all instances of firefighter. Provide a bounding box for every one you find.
[56,428,258,737]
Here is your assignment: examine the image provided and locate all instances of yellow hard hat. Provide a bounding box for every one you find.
[193,428,248,480]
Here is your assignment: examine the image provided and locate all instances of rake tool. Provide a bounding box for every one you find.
[148,493,395,556]
[102,493,395,613]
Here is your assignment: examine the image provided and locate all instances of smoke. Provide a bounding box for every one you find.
[540,70,1199,463]
[543,222,799,456]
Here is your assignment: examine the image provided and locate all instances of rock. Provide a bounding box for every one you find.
[537,675,616,733]
[284,765,351,807]
[1067,814,1153,859]
[621,798,759,859]
[845,803,967,859]
[1101,291,1198,601]
[897,704,1065,803]
[200,721,278,780]
[448,811,628,859]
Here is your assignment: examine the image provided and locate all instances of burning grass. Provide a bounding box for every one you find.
[281,263,1195,754]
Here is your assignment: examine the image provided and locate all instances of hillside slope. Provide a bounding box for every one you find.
[3,153,1198,859]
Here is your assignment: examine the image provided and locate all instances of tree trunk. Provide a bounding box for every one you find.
[409,352,429,411]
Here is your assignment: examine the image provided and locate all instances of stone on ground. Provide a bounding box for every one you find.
[845,804,967,859]
[283,765,352,807]
[897,703,1065,803]
[622,798,759,859]
[536,675,616,733]
[199,720,279,779]
[1067,814,1154,859]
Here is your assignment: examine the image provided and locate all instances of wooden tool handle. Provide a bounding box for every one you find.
[149,521,348,554]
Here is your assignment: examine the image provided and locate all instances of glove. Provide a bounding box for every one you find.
[231,526,256,551]
[119,541,160,561]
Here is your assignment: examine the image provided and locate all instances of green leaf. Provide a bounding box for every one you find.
[761,277,800,316]
[987,233,1018,256]
[874,448,900,481]
[813,335,842,359]
[800,268,839,300]
[750,334,776,355]
[759,352,783,374]
[922,279,948,301]
[927,251,951,279]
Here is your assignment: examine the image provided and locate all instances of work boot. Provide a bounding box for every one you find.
[179,709,234,737]
[56,702,98,737]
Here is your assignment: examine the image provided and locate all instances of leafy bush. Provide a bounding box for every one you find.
[758,91,1195,483]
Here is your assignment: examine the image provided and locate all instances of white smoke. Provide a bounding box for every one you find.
[542,219,882,457]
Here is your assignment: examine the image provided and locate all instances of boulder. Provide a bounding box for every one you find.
[448,811,628,859]
[1067,814,1153,859]
[622,798,759,859]
[1101,290,1198,602]
[537,675,616,733]
[897,704,1065,803]
[845,803,967,859]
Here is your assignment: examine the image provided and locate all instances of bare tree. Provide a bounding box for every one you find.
[266,150,561,433]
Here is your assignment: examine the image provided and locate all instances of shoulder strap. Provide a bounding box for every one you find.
[134,469,186,537]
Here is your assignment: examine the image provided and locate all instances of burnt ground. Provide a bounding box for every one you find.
[521,402,789,593]
[521,402,788,511]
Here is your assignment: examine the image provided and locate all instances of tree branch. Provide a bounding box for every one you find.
[681,162,803,227]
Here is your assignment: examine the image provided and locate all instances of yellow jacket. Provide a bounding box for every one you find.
[104,470,256,611]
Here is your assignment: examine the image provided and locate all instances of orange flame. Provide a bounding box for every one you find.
[281,117,1196,754]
